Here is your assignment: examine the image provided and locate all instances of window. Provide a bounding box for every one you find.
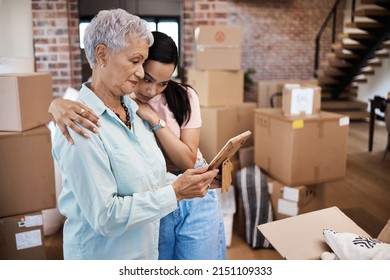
[144,17,180,78]
[79,16,180,78]
[79,21,89,49]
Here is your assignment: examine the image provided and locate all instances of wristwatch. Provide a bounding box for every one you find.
[151,119,166,131]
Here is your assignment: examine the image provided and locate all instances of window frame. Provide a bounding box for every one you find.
[79,15,181,79]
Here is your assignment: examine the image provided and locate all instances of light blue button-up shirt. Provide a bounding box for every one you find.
[52,83,178,260]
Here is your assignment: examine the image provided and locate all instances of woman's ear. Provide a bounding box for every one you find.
[95,44,107,68]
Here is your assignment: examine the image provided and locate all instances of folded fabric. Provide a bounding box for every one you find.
[236,164,273,249]
[323,229,390,260]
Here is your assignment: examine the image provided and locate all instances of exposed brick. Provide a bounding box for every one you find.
[182,0,346,101]
[30,0,345,99]
[32,0,81,97]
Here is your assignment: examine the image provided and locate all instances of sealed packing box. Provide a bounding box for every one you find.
[187,69,244,107]
[0,212,46,260]
[258,207,390,260]
[257,79,317,108]
[194,25,241,70]
[0,72,52,131]
[200,103,256,162]
[282,84,321,117]
[0,125,56,218]
[267,178,326,220]
[254,108,349,186]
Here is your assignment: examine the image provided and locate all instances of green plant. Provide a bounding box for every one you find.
[244,68,256,92]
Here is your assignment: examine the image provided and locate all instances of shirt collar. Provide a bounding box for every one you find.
[78,82,139,118]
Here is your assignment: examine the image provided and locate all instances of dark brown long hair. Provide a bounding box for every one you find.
[148,31,192,126]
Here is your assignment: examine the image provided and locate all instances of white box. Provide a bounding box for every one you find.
[216,186,236,247]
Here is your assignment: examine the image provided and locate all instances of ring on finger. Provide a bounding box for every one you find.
[80,108,85,114]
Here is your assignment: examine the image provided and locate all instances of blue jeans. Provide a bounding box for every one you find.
[158,161,226,260]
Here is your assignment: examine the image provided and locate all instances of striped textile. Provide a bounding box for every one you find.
[236,164,273,249]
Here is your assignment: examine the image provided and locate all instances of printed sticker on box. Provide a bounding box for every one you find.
[282,186,300,202]
[277,199,299,216]
[290,88,314,115]
[15,229,43,250]
[339,117,350,126]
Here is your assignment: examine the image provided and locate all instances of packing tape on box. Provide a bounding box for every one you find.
[196,45,240,51]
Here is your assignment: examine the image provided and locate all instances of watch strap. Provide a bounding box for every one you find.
[152,119,165,131]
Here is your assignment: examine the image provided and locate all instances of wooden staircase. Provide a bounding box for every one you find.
[316,0,390,120]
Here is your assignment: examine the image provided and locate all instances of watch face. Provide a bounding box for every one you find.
[160,119,166,127]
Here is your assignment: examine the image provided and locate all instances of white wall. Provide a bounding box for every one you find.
[358,58,390,102]
[0,0,34,73]
[0,0,33,57]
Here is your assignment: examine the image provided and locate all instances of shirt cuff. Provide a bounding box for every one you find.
[155,185,178,217]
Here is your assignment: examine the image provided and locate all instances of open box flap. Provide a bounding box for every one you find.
[378,219,390,244]
[257,206,371,260]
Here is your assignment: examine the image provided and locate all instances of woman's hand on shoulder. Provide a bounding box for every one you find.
[48,98,100,144]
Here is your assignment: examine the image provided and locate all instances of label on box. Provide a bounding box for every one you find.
[277,199,298,216]
[18,214,43,228]
[339,117,350,126]
[15,229,43,250]
[292,120,304,129]
[282,186,300,202]
[290,88,314,115]
[25,214,43,227]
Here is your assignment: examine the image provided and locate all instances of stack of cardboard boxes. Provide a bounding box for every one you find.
[188,25,256,163]
[254,83,350,220]
[187,25,256,246]
[0,72,56,259]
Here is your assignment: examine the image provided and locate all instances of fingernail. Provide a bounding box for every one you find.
[93,128,98,133]
[97,121,101,127]
[68,139,74,145]
[84,133,90,138]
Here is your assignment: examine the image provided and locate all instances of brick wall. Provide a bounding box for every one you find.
[32,0,82,98]
[30,0,345,99]
[182,0,346,101]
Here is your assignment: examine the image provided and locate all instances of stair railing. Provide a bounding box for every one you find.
[313,0,356,77]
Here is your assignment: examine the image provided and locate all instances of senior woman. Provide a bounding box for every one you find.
[52,9,218,260]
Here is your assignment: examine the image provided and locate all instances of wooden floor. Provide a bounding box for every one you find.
[44,120,390,260]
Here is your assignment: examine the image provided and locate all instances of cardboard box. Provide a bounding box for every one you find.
[194,25,241,70]
[0,72,53,131]
[0,125,56,218]
[268,178,326,220]
[257,79,318,108]
[378,219,390,244]
[187,69,244,106]
[257,207,372,260]
[254,108,349,186]
[282,84,321,117]
[200,103,256,162]
[0,212,46,260]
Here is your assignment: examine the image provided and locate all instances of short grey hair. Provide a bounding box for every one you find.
[84,8,154,69]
